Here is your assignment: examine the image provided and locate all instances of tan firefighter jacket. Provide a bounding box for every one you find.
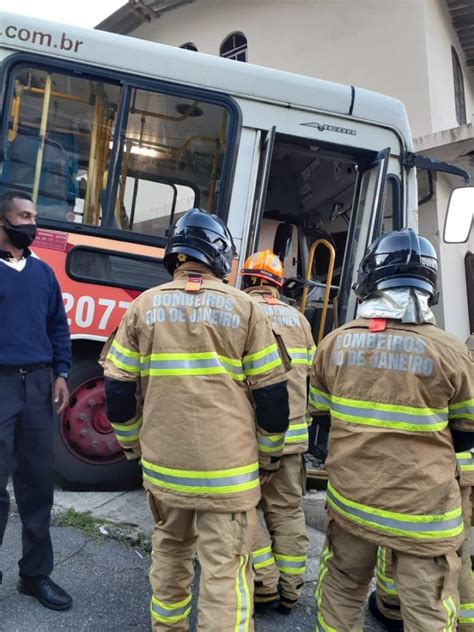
[309,317,474,556]
[246,285,315,455]
[458,335,474,488]
[104,262,289,512]
[457,451,474,487]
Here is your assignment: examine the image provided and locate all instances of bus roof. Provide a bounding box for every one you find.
[0,11,411,143]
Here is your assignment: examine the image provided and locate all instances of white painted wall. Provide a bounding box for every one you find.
[423,0,474,134]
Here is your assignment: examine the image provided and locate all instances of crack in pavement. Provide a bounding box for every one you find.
[76,490,129,511]
[52,538,90,569]
[54,536,146,572]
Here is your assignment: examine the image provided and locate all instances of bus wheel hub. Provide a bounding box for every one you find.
[60,376,123,464]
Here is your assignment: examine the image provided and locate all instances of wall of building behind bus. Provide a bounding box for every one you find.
[129,0,474,140]
[423,0,474,133]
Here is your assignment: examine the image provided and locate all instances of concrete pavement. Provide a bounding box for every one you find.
[1,514,151,632]
[1,486,385,631]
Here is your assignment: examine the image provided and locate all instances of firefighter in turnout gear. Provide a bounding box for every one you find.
[369,336,474,631]
[309,228,474,631]
[104,209,290,632]
[241,250,315,614]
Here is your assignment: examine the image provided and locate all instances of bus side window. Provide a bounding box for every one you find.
[110,87,230,239]
[0,67,121,226]
[0,67,234,239]
[117,176,195,235]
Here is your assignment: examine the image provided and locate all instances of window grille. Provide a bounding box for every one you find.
[452,47,467,126]
[220,32,247,62]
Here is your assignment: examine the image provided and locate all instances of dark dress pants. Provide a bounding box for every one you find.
[0,367,54,577]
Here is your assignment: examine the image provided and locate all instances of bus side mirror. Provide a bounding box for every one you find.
[444,187,474,243]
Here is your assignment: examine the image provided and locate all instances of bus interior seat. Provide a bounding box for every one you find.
[304,302,335,339]
[257,218,298,278]
[2,126,78,220]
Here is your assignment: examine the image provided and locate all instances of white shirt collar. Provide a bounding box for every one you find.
[0,257,27,271]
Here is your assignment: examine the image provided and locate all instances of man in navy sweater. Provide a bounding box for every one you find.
[0,191,72,610]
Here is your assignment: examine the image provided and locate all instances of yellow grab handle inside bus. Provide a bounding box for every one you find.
[32,74,52,205]
[299,238,336,344]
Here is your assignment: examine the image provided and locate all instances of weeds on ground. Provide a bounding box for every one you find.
[54,508,101,539]
[53,507,152,554]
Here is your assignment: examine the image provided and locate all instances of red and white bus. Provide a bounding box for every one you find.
[1,12,467,488]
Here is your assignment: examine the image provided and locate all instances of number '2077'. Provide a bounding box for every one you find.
[62,293,131,330]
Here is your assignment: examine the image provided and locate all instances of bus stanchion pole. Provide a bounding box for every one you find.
[32,73,52,204]
[83,84,99,225]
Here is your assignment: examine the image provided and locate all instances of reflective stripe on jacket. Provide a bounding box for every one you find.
[457,451,474,487]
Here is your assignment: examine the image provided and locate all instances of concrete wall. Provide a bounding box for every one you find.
[423,0,474,134]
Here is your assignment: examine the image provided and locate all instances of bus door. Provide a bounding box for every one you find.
[241,131,399,340]
[240,128,400,474]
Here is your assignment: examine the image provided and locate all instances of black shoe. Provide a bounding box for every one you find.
[254,597,280,613]
[278,592,297,615]
[368,591,404,632]
[277,604,292,615]
[18,576,72,611]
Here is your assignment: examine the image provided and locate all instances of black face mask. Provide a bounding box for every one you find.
[2,216,37,250]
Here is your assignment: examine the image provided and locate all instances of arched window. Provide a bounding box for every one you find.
[452,47,466,126]
[180,42,198,51]
[220,32,247,62]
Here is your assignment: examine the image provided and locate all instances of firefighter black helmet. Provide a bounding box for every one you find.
[353,228,439,305]
[164,208,236,278]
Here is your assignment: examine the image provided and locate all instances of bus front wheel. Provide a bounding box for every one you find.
[53,356,141,491]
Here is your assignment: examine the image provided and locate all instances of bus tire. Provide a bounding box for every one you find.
[53,356,142,491]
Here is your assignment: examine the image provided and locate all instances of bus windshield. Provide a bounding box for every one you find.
[0,62,235,241]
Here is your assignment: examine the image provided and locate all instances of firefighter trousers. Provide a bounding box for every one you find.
[315,519,461,632]
[375,485,474,630]
[252,453,308,609]
[146,489,256,632]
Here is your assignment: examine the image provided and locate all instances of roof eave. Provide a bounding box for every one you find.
[445,0,474,77]
[96,0,194,34]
